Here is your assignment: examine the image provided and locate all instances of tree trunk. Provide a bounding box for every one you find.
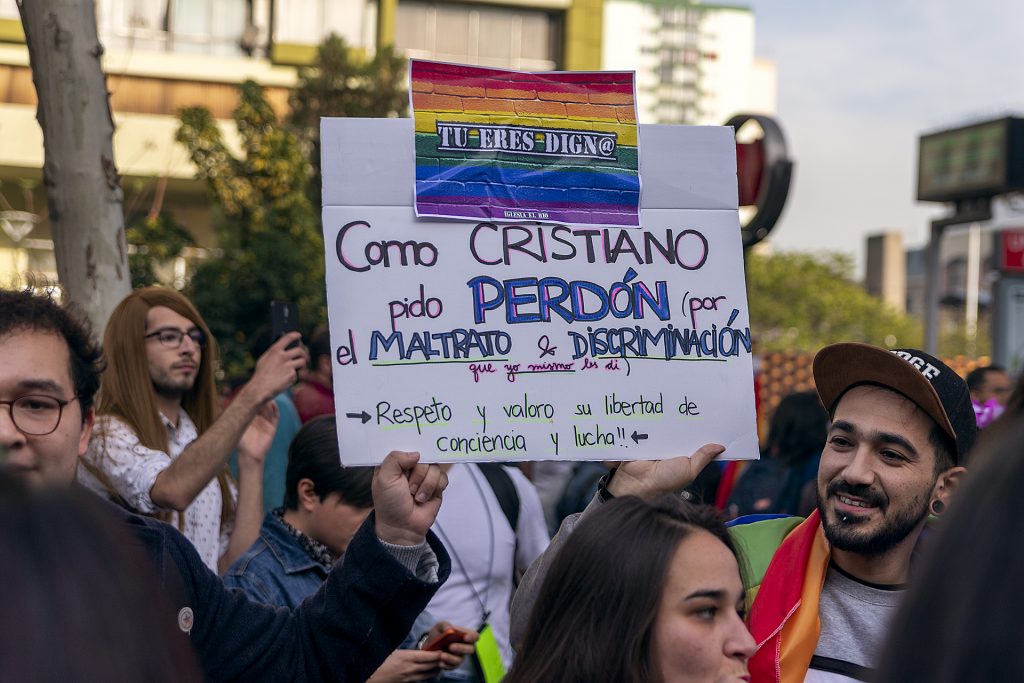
[18,0,130,331]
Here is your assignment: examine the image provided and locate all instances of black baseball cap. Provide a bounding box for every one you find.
[813,343,977,465]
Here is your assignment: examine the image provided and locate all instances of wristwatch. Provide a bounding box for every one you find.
[597,466,619,503]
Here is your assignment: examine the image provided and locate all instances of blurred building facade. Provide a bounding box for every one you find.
[867,227,999,355]
[0,0,301,285]
[865,232,906,313]
[0,0,771,286]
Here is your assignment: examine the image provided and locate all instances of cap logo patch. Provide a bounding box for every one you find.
[891,350,941,381]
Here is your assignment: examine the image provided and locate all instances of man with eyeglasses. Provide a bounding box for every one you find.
[78,287,306,572]
[0,286,452,682]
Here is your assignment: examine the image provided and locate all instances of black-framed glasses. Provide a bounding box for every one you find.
[144,327,207,349]
[0,395,78,436]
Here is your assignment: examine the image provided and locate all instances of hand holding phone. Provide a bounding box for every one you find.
[421,626,472,652]
[270,301,300,349]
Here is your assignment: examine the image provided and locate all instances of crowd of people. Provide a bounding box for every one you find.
[2,283,1023,682]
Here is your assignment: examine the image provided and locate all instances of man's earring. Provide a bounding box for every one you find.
[930,500,945,516]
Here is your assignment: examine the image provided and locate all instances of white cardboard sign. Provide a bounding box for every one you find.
[322,118,758,466]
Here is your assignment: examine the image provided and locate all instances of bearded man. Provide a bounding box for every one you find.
[80,287,306,572]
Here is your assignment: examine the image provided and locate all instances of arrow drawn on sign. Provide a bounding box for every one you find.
[631,430,648,445]
[346,411,371,424]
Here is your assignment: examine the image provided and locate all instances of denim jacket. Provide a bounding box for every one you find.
[224,512,327,609]
[225,512,436,649]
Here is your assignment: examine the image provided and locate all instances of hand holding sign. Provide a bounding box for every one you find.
[607,443,725,500]
[373,451,449,546]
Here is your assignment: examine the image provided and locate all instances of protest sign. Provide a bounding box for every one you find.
[411,60,640,227]
[322,118,758,466]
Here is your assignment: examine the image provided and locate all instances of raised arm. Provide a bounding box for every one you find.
[373,450,449,548]
[218,399,279,573]
[179,451,453,682]
[150,333,306,511]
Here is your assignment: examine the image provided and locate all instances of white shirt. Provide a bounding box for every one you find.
[427,464,550,669]
[79,412,235,571]
[804,565,903,683]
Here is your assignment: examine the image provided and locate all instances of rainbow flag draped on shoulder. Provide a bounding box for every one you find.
[410,60,641,227]
[746,510,830,683]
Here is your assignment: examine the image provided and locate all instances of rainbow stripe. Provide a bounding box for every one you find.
[411,60,640,227]
[747,511,830,683]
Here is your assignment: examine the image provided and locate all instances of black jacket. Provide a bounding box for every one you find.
[113,503,450,682]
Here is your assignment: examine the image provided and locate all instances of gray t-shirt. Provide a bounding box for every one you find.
[805,564,904,683]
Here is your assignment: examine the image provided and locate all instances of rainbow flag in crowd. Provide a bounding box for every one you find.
[410,60,640,227]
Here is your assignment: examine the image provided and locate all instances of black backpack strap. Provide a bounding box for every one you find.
[477,463,520,532]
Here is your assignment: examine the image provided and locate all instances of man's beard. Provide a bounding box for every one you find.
[817,480,930,556]
[152,373,194,400]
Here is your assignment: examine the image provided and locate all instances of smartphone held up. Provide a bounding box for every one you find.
[270,301,300,349]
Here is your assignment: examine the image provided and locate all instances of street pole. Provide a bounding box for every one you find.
[924,220,944,355]
[965,222,981,355]
[924,199,991,355]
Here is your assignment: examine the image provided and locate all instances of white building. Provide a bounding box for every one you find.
[602,1,776,124]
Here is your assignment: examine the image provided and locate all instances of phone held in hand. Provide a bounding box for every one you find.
[421,627,471,652]
[270,301,300,348]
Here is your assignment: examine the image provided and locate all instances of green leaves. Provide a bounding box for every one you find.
[126,214,195,288]
[745,251,923,352]
[171,35,408,377]
[288,35,408,130]
[168,34,407,376]
[177,80,322,375]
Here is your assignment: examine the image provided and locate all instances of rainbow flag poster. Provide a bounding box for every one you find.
[411,60,640,227]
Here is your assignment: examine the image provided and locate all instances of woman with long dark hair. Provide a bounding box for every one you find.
[505,495,754,683]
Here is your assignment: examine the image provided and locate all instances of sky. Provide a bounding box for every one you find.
[742,0,1024,272]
